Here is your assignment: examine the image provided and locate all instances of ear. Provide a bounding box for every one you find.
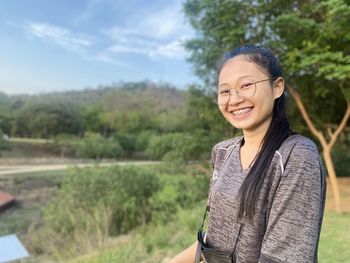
[273,77,285,99]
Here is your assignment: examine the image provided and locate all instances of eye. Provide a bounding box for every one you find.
[239,82,254,90]
[219,89,230,95]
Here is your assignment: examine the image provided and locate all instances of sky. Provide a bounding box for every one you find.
[0,0,198,95]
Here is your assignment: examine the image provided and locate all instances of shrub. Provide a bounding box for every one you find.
[0,129,10,151]
[145,131,219,165]
[35,165,161,259]
[30,164,211,261]
[52,133,78,158]
[135,130,157,152]
[145,133,197,164]
[75,132,122,161]
[114,133,137,157]
[150,173,209,224]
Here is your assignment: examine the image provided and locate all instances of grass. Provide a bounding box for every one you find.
[0,170,66,239]
[1,166,349,263]
[8,137,53,144]
[70,201,205,263]
[65,203,350,263]
[318,211,350,262]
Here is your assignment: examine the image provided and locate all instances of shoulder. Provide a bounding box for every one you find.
[210,136,242,165]
[274,134,320,175]
[212,136,243,152]
[277,134,319,160]
[276,134,323,180]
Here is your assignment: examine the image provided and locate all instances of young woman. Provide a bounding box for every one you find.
[168,45,326,263]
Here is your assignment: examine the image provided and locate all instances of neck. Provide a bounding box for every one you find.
[242,117,272,148]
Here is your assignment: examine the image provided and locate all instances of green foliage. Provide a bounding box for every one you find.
[332,143,350,177]
[71,203,206,263]
[29,165,209,261]
[70,208,350,263]
[150,173,209,223]
[183,0,350,127]
[146,132,214,164]
[76,132,122,161]
[157,108,187,133]
[0,129,10,151]
[82,104,109,134]
[114,133,137,157]
[134,130,157,152]
[52,133,79,158]
[100,82,186,134]
[13,100,83,138]
[185,85,233,137]
[0,92,14,135]
[0,111,13,136]
[35,165,161,258]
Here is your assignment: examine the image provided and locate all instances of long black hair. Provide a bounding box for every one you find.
[219,45,293,222]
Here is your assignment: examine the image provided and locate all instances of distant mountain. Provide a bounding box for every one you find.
[9,81,187,113]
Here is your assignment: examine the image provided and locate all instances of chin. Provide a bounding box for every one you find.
[227,120,254,131]
[224,114,255,130]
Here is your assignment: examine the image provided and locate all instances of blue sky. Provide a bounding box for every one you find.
[0,0,198,95]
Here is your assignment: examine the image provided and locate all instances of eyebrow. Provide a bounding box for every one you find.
[218,75,255,87]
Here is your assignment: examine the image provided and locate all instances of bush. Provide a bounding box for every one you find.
[27,163,211,261]
[76,132,122,161]
[0,129,10,151]
[150,173,209,224]
[135,130,157,152]
[145,133,197,164]
[52,133,78,158]
[49,165,160,234]
[145,131,219,165]
[114,133,136,157]
[34,165,161,258]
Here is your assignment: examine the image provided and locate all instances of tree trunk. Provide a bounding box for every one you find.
[322,146,341,213]
[287,85,350,213]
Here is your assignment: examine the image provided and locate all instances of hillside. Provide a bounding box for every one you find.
[8,81,187,113]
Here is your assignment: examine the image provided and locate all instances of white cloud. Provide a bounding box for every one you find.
[85,53,130,67]
[101,2,193,60]
[154,38,187,59]
[22,1,194,64]
[137,2,186,39]
[24,21,91,53]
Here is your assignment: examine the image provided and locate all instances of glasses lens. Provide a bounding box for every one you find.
[216,79,258,105]
[236,80,256,98]
[217,89,230,105]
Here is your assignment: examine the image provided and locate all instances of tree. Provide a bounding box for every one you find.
[81,104,110,135]
[14,101,83,138]
[185,85,234,138]
[184,0,350,212]
[76,132,122,162]
[0,129,11,152]
[0,92,13,135]
[114,133,137,158]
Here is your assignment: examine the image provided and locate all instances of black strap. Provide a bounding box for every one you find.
[198,204,243,251]
[195,137,247,263]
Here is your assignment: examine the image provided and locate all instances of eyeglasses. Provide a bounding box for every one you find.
[216,78,274,106]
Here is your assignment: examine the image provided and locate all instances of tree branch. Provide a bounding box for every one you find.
[329,100,350,148]
[286,85,326,145]
[327,127,333,139]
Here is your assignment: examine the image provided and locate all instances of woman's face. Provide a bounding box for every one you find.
[218,55,284,133]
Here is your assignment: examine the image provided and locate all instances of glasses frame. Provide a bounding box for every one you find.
[216,78,274,106]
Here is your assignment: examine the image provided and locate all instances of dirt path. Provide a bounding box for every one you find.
[0,161,161,176]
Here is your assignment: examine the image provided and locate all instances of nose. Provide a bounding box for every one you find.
[227,89,245,105]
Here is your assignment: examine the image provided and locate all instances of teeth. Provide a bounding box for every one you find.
[232,108,252,116]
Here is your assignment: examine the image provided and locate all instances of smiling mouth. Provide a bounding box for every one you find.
[231,107,253,116]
